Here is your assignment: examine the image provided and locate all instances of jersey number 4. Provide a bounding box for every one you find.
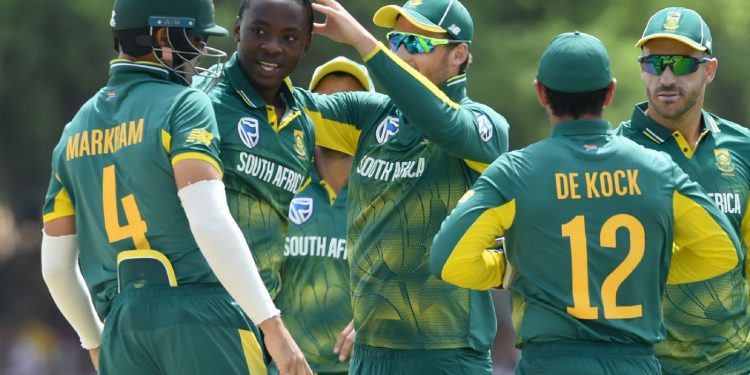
[562,214,644,320]
[102,165,150,249]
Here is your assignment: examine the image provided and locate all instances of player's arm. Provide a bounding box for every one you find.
[171,91,311,374]
[41,173,103,370]
[429,156,515,290]
[297,88,389,156]
[742,198,750,278]
[668,163,740,284]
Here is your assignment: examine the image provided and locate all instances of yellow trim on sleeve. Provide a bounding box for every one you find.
[668,191,739,284]
[362,44,381,62]
[116,249,178,287]
[464,160,490,173]
[171,152,223,177]
[161,130,172,154]
[43,185,75,223]
[239,329,268,375]
[374,43,460,110]
[441,199,516,290]
[303,109,360,156]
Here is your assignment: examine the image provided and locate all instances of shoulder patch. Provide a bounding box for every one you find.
[186,129,214,145]
[375,116,399,144]
[237,117,260,148]
[288,197,314,225]
[477,114,493,143]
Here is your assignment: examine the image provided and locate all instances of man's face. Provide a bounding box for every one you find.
[641,38,716,123]
[234,0,311,99]
[314,74,365,95]
[391,17,457,85]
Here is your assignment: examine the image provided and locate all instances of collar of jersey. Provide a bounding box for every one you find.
[223,52,297,110]
[438,74,468,102]
[628,102,719,144]
[109,59,173,84]
[552,119,612,137]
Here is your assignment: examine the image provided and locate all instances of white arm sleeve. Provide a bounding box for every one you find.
[178,179,280,324]
[40,231,103,349]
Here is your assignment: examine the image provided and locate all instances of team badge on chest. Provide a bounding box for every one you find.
[376,116,399,144]
[293,130,307,160]
[289,197,314,225]
[714,149,736,175]
[238,117,260,148]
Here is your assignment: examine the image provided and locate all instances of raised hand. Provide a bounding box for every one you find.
[311,0,378,56]
[333,320,355,362]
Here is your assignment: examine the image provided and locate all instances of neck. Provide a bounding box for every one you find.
[118,51,160,63]
[645,105,703,147]
[314,151,351,195]
[549,112,602,128]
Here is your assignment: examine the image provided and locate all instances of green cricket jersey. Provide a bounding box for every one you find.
[43,60,224,317]
[199,53,315,299]
[619,103,750,374]
[296,43,509,351]
[431,120,741,348]
[275,168,350,373]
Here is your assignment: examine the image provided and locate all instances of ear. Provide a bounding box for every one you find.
[234,16,241,43]
[704,58,718,84]
[534,79,548,108]
[154,28,169,48]
[450,43,469,70]
[603,78,617,107]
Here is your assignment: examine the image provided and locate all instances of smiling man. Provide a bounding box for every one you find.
[617,7,750,374]
[196,0,317,305]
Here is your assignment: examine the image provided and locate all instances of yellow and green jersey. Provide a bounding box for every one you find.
[619,103,750,374]
[275,168,350,373]
[43,60,224,317]
[199,53,315,299]
[296,43,510,351]
[431,120,741,348]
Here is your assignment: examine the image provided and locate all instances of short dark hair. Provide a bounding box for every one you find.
[543,85,609,119]
[238,0,313,34]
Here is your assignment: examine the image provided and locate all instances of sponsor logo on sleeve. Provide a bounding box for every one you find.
[237,117,260,148]
[375,116,400,144]
[186,129,214,145]
[288,197,314,225]
[477,114,493,143]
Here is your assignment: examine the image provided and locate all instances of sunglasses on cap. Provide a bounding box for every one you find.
[637,55,712,76]
[386,31,469,54]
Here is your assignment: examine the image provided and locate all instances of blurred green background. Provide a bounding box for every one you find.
[0,0,748,373]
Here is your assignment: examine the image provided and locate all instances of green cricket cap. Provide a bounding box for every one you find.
[636,7,712,54]
[110,0,228,37]
[374,0,473,41]
[537,31,612,93]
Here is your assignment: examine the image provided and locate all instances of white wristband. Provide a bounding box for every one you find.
[178,180,280,324]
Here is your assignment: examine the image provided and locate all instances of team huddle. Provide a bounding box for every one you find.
[39,0,750,374]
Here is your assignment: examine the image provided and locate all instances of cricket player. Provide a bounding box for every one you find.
[618,7,750,374]
[300,0,510,373]
[195,0,316,302]
[276,56,374,374]
[41,0,309,373]
[430,31,742,374]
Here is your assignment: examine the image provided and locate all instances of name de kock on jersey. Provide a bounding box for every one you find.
[555,169,642,199]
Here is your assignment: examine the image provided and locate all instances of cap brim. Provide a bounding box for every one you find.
[309,59,373,92]
[373,5,446,34]
[635,33,707,52]
[202,25,229,37]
